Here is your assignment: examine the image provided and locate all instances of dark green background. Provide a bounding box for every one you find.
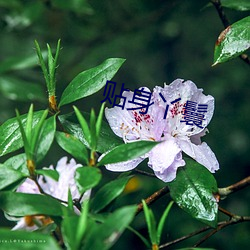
[0,0,249,249]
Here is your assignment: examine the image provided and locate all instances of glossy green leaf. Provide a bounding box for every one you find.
[56,131,89,165]
[213,16,250,65]
[0,76,46,102]
[0,111,44,157]
[4,153,28,175]
[59,113,123,153]
[0,192,65,216]
[0,164,27,190]
[83,205,137,250]
[0,228,60,250]
[91,176,132,213]
[168,159,218,227]
[73,106,91,147]
[36,169,59,181]
[36,116,56,162]
[221,0,250,11]
[59,58,125,106]
[75,167,102,194]
[97,141,158,166]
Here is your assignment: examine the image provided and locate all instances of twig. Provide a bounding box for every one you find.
[211,0,250,66]
[136,186,169,215]
[159,216,250,249]
[193,216,250,247]
[211,0,230,27]
[218,206,235,218]
[218,176,250,198]
[134,169,157,178]
[159,224,212,249]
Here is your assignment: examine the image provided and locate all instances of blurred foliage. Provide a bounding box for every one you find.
[0,0,249,249]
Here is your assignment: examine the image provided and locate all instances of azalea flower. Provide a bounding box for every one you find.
[11,157,89,231]
[104,79,219,182]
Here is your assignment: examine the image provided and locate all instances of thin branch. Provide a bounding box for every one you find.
[218,176,250,198]
[159,216,250,249]
[211,0,230,27]
[211,0,250,66]
[136,186,169,215]
[193,216,250,247]
[159,224,212,249]
[134,169,157,178]
[218,206,235,218]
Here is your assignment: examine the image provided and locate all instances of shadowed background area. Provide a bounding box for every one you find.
[0,0,249,249]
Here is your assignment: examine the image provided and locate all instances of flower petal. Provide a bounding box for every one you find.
[16,178,40,194]
[40,157,82,201]
[178,138,219,173]
[105,156,145,172]
[148,138,185,182]
[154,79,215,137]
[105,89,165,142]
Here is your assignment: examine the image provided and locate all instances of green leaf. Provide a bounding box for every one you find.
[59,58,125,106]
[0,164,27,190]
[157,201,174,244]
[97,140,159,166]
[142,200,157,245]
[89,109,97,150]
[0,110,44,157]
[168,159,218,227]
[213,16,250,65]
[62,201,89,250]
[0,192,65,216]
[83,205,137,250]
[73,106,91,147]
[56,131,89,165]
[62,215,80,250]
[76,201,89,247]
[30,109,49,158]
[91,176,132,213]
[75,167,102,194]
[0,76,46,102]
[35,40,50,90]
[0,228,60,250]
[221,0,250,11]
[59,112,123,153]
[96,102,105,140]
[36,169,59,181]
[36,116,56,162]
[4,153,28,175]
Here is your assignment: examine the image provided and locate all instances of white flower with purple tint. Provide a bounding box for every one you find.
[12,157,89,231]
[103,79,219,182]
